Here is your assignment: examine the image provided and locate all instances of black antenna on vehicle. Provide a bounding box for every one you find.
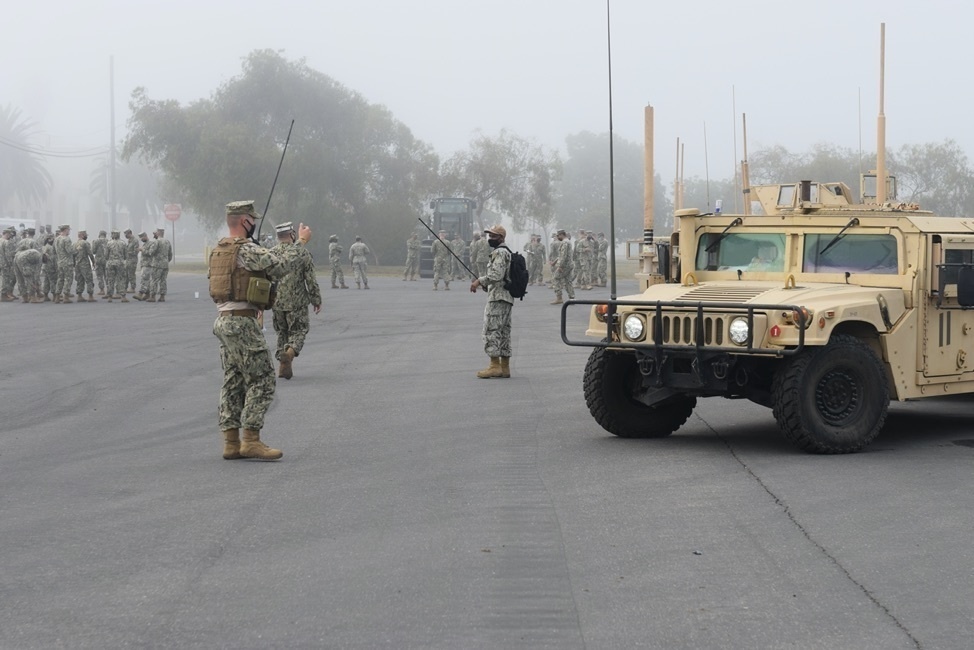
[606,0,617,300]
[253,119,295,244]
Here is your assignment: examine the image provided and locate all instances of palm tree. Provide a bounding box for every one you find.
[0,105,53,207]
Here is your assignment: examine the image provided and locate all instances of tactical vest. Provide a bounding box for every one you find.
[208,237,275,308]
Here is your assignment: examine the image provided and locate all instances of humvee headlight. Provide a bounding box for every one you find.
[595,304,610,323]
[728,317,750,345]
[623,314,645,341]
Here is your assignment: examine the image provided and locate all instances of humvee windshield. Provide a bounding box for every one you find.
[803,234,898,274]
[696,233,785,271]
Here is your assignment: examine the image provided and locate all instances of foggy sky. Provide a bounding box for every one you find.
[3,0,970,182]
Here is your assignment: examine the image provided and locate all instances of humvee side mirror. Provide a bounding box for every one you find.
[957,266,974,307]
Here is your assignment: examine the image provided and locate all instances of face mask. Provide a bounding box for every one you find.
[243,219,256,240]
[488,238,500,248]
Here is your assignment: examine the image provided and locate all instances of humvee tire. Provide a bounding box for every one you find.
[583,346,696,438]
[772,334,890,454]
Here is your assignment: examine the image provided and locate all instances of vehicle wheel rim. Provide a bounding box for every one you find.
[815,368,859,424]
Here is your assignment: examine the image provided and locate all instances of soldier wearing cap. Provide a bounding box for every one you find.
[524,233,546,286]
[595,231,608,287]
[469,232,488,278]
[73,230,95,302]
[104,229,128,302]
[348,236,370,289]
[550,229,575,304]
[133,231,155,301]
[209,200,313,461]
[328,235,348,289]
[123,229,139,293]
[449,232,466,281]
[151,227,173,301]
[0,228,18,301]
[39,233,57,301]
[470,225,514,378]
[92,231,108,295]
[402,233,420,281]
[269,221,321,380]
[432,229,452,290]
[53,224,75,303]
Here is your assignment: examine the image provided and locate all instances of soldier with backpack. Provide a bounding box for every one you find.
[470,225,516,378]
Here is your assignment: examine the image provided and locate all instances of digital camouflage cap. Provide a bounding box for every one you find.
[226,200,261,219]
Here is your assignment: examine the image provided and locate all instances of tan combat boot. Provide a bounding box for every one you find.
[476,357,503,378]
[550,292,563,305]
[222,429,242,460]
[146,295,156,302]
[499,357,511,378]
[158,295,165,302]
[240,429,283,460]
[120,294,129,303]
[87,293,94,302]
[278,347,295,380]
[76,294,87,302]
[62,294,73,303]
[53,294,62,303]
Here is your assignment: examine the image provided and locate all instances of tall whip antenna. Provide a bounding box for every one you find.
[606,0,617,299]
[254,119,295,244]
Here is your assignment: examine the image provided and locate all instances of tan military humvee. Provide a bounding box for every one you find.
[563,179,974,453]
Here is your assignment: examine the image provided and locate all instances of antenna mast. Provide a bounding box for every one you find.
[876,23,887,204]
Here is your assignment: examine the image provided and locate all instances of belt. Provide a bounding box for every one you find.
[220,309,259,318]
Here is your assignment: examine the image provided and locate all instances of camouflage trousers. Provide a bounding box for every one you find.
[125,260,138,292]
[55,262,74,296]
[1,265,15,296]
[550,268,575,299]
[403,254,419,279]
[106,261,125,296]
[138,264,153,294]
[352,260,368,285]
[42,263,57,296]
[528,260,544,284]
[330,259,345,286]
[75,263,94,295]
[151,266,169,296]
[596,257,607,284]
[272,307,311,359]
[14,254,41,297]
[433,259,451,287]
[213,313,276,431]
[95,261,106,291]
[482,300,513,358]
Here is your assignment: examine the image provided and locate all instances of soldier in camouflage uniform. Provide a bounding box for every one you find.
[402,233,420,281]
[211,201,313,461]
[73,230,96,302]
[0,228,18,301]
[450,233,466,281]
[92,230,108,295]
[550,229,576,305]
[270,222,322,380]
[595,231,609,287]
[40,234,57,301]
[348,236,370,289]
[470,225,514,378]
[431,229,452,290]
[573,228,594,290]
[53,224,75,303]
[468,232,487,278]
[133,232,154,300]
[525,234,547,285]
[151,228,173,301]
[123,229,139,293]
[13,229,43,303]
[328,235,348,289]
[104,230,128,302]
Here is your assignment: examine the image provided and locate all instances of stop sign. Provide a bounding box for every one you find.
[164,203,182,222]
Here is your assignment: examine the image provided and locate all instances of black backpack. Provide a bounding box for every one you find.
[500,245,529,300]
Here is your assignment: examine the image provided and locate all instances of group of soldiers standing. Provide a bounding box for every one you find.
[426,230,490,290]
[0,224,172,304]
[326,234,372,290]
[547,229,609,304]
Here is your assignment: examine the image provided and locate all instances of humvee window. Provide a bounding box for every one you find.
[803,234,898,274]
[941,249,974,285]
[696,233,786,271]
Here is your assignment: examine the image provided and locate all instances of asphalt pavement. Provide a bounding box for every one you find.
[1,271,972,649]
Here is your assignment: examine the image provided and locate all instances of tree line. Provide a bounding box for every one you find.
[4,49,974,263]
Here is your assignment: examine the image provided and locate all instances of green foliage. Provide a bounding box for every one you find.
[557,131,672,237]
[0,105,53,207]
[888,140,974,216]
[123,50,439,261]
[440,129,562,235]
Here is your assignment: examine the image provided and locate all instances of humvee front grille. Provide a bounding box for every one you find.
[649,313,725,346]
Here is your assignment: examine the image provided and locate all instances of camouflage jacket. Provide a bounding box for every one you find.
[270,242,321,310]
[328,242,343,262]
[125,236,139,264]
[432,238,451,262]
[74,239,94,267]
[106,238,127,264]
[0,238,14,269]
[55,235,74,263]
[92,236,108,263]
[478,245,513,304]
[140,239,158,268]
[155,238,173,266]
[348,241,370,263]
[406,237,420,257]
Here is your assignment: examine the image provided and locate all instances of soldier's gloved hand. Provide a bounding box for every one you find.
[297,223,312,244]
